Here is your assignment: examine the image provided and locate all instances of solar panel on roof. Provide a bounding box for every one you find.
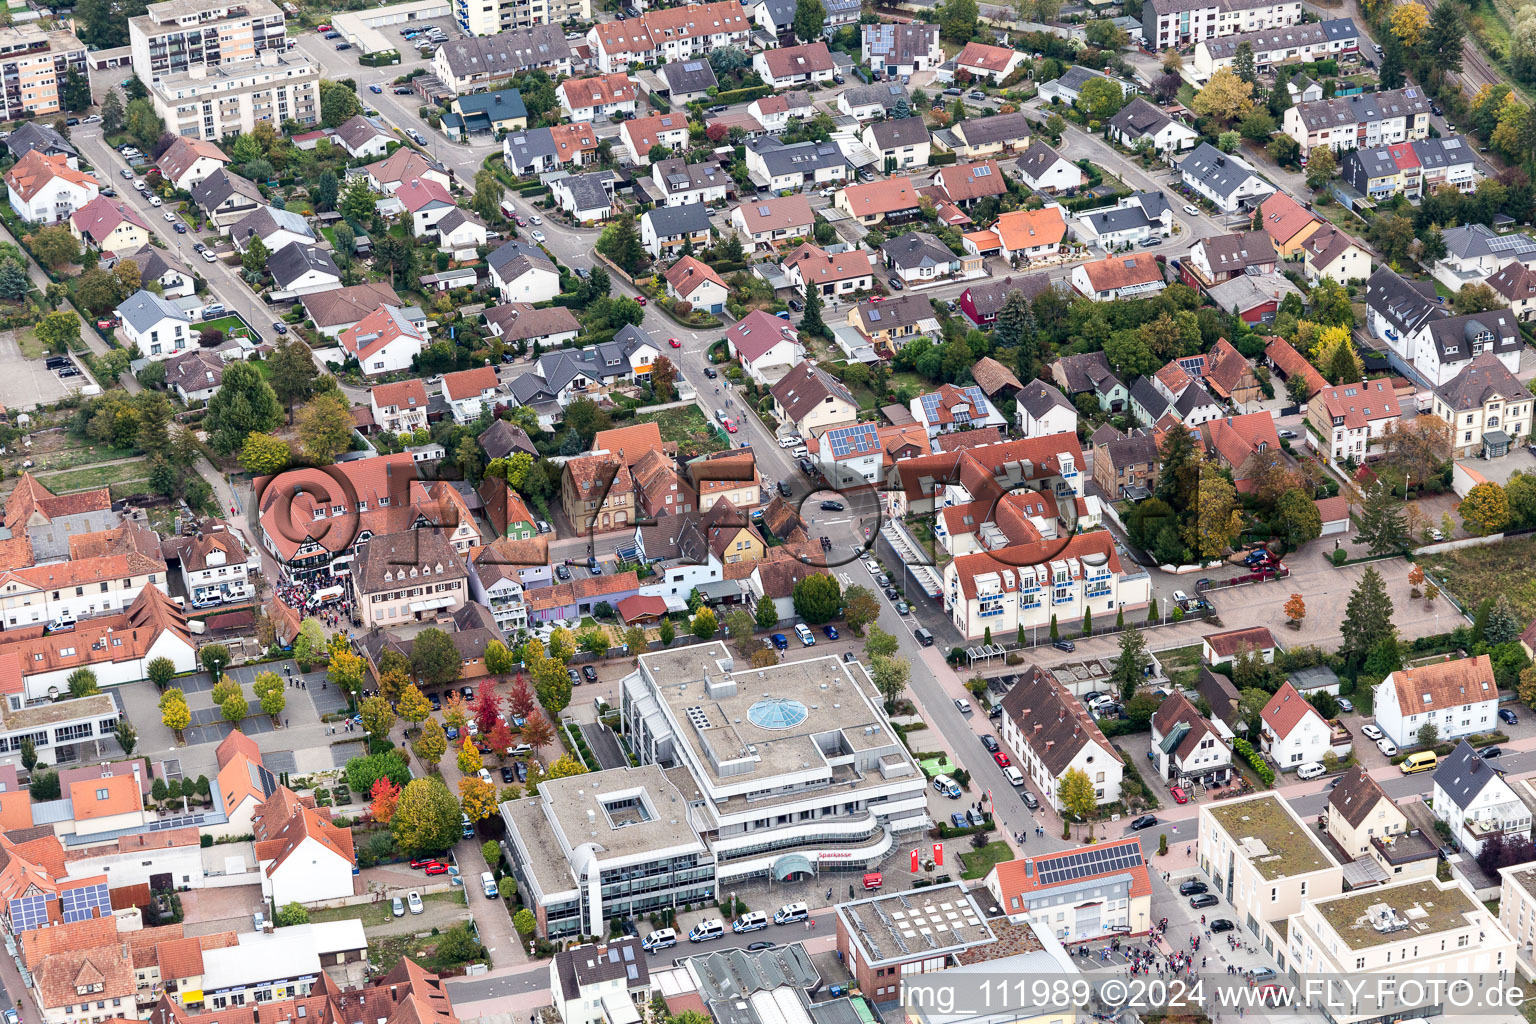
[10,894,45,932]
[61,882,110,924]
[868,309,881,321]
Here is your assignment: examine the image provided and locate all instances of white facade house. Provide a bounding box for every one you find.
[1016,378,1077,437]
[489,239,562,305]
[6,150,97,225]
[171,521,259,609]
[1259,681,1337,770]
[1430,740,1532,858]
[998,665,1124,810]
[548,939,651,1024]
[726,309,803,386]
[340,305,429,377]
[1373,656,1499,748]
[443,366,501,424]
[1015,142,1086,194]
[1179,143,1274,213]
[116,289,192,361]
[1149,692,1233,789]
[1141,0,1305,51]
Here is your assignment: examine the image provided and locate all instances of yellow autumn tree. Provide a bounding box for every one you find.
[458,776,497,820]
[1303,321,1362,384]
[1190,69,1255,125]
[1390,2,1429,46]
[1185,468,1243,559]
[1491,96,1530,160]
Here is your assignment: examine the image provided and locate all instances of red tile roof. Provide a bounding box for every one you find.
[992,837,1152,906]
[1261,680,1324,740]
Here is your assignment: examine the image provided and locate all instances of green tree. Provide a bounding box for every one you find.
[238,433,291,475]
[412,628,463,688]
[1274,488,1323,547]
[472,168,504,222]
[315,171,339,212]
[297,390,355,465]
[937,0,978,41]
[360,694,396,740]
[755,599,778,629]
[221,692,248,724]
[319,79,362,128]
[1304,144,1337,190]
[398,684,432,728]
[792,573,841,624]
[268,335,319,422]
[241,235,269,280]
[1109,628,1149,701]
[206,362,282,455]
[870,655,911,710]
[415,718,448,768]
[1461,481,1510,535]
[0,258,28,302]
[1354,482,1409,555]
[801,286,826,338]
[36,311,80,356]
[1486,594,1522,646]
[19,738,35,773]
[865,625,899,661]
[100,90,125,134]
[596,216,646,274]
[691,606,718,639]
[201,644,232,679]
[1058,767,1097,837]
[1426,1,1466,78]
[340,176,376,221]
[30,228,79,271]
[391,778,463,856]
[67,668,100,698]
[1077,77,1128,120]
[1417,721,1441,748]
[843,584,880,635]
[148,656,176,689]
[114,720,137,757]
[793,0,826,43]
[1232,41,1257,82]
[124,97,163,148]
[274,902,309,927]
[1340,566,1395,666]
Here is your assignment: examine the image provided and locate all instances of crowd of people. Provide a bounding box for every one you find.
[276,570,359,630]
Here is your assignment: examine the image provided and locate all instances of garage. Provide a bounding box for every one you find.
[1315,495,1350,536]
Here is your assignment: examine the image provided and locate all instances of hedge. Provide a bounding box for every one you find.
[930,151,958,166]
[650,93,671,113]
[713,85,775,105]
[1233,737,1275,785]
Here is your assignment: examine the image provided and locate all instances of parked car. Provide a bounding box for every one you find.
[888,277,905,290]
[1052,640,1075,652]
[423,863,448,876]
[1482,746,1505,758]
[1021,791,1039,810]
[1189,893,1219,909]
[1336,697,1355,713]
[1501,707,1520,725]
[1170,786,1188,804]
[392,897,405,917]
[1130,814,1157,830]
[1178,880,1208,896]
[823,625,838,640]
[1376,737,1398,757]
[980,735,999,752]
[567,667,581,686]
[992,751,1010,768]
[1210,919,1235,933]
[408,890,426,911]
[819,500,845,511]
[1361,723,1384,740]
[582,665,598,683]
[954,698,972,714]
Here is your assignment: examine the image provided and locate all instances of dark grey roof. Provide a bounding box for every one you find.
[840,82,909,110]
[1017,378,1073,419]
[1196,665,1246,733]
[1081,204,1154,236]
[1054,65,1106,93]
[558,170,618,213]
[1201,19,1356,59]
[1103,430,1160,472]
[867,116,929,150]
[502,126,560,169]
[880,231,956,270]
[862,22,938,65]
[436,25,570,78]
[643,201,712,238]
[508,371,556,404]
[480,418,538,460]
[745,137,848,177]
[752,0,796,28]
[661,58,719,95]
[5,122,76,162]
[435,207,488,237]
[1129,375,1169,420]
[268,241,339,288]
[1054,350,1116,394]
[1441,222,1536,263]
[118,245,192,285]
[1431,739,1508,812]
[965,273,1053,317]
[954,111,1033,147]
[1179,142,1263,200]
[487,237,556,281]
[613,323,659,353]
[554,939,650,1002]
[1017,141,1072,179]
[1366,265,1444,337]
[1108,97,1173,138]
[1197,230,1275,273]
[1174,382,1219,417]
[1133,191,1170,222]
[1290,87,1430,132]
[191,168,264,212]
[535,330,655,393]
[1343,144,1398,184]
[1414,135,1474,171]
[1422,309,1521,366]
[770,359,856,423]
[653,157,730,194]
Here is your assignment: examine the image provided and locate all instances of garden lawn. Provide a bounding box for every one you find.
[633,405,728,455]
[15,328,42,359]
[1420,536,1536,623]
[36,462,152,492]
[196,315,251,338]
[959,840,1012,879]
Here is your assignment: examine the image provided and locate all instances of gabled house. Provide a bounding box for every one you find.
[1487,260,1536,322]
[1260,680,1336,771]
[1015,142,1086,194]
[332,114,394,159]
[1264,337,1326,398]
[931,161,1008,207]
[370,379,431,434]
[443,366,501,423]
[769,359,858,439]
[1016,377,1076,437]
[998,665,1123,809]
[365,148,452,196]
[730,193,814,250]
[251,786,356,905]
[834,176,923,226]
[753,41,835,87]
[479,480,537,541]
[116,289,192,361]
[862,22,942,76]
[1257,191,1322,257]
[229,205,315,254]
[4,123,76,167]
[1178,143,1274,213]
[1185,230,1277,285]
[398,177,458,239]
[156,135,231,191]
[444,87,530,139]
[1325,764,1408,860]
[1431,740,1531,857]
[191,169,265,232]
[960,272,1053,327]
[942,111,1033,159]
[848,293,938,357]
[640,203,711,259]
[1373,655,1498,748]
[988,206,1068,262]
[650,158,731,208]
[268,242,341,300]
[302,282,405,340]
[1107,97,1198,158]
[745,136,849,190]
[861,116,931,172]
[619,112,690,164]
[550,170,618,224]
[662,255,728,313]
[1092,429,1160,499]
[1299,224,1371,285]
[488,238,561,304]
[1071,191,1171,248]
[1307,379,1403,462]
[482,302,581,350]
[1403,307,1523,388]
[727,309,803,386]
[1052,349,1128,413]
[783,242,877,298]
[1071,253,1165,300]
[5,149,97,224]
[70,197,151,254]
[432,27,573,94]
[881,231,961,284]
[1149,692,1232,789]
[910,383,1008,438]
[341,305,429,377]
[165,349,226,404]
[1200,411,1284,490]
[557,73,638,121]
[435,208,490,260]
[954,41,1026,82]
[117,245,196,299]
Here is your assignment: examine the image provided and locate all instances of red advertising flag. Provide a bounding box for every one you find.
[933,843,944,867]
[911,848,920,872]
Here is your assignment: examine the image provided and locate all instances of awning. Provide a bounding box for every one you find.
[773,854,815,880]
[408,596,457,612]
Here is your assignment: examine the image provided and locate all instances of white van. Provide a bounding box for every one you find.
[47,614,76,632]
[688,919,725,942]
[1003,766,1024,787]
[1296,761,1326,781]
[642,928,677,952]
[732,911,768,933]
[480,871,498,898]
[773,902,808,925]
[794,623,815,646]
[932,774,961,798]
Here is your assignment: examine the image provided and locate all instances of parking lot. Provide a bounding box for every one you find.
[0,330,90,411]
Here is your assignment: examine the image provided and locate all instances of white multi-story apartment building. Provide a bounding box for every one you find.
[1140,0,1303,50]
[454,0,589,43]
[1198,793,1343,964]
[619,641,928,888]
[129,0,288,80]
[1283,87,1432,157]
[998,665,1124,810]
[149,50,320,141]
[0,26,89,123]
[1193,18,1358,79]
[1287,877,1514,1016]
